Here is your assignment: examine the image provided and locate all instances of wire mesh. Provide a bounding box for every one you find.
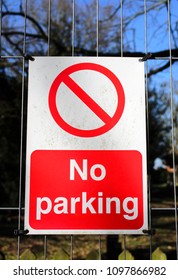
[0,0,177,260]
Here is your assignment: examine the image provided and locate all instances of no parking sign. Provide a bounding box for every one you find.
[25,57,148,234]
[48,62,125,137]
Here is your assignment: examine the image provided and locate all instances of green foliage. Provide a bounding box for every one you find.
[20,249,36,260]
[117,247,167,260]
[86,249,100,260]
[0,242,169,260]
[50,248,70,260]
[152,248,167,260]
[118,250,134,260]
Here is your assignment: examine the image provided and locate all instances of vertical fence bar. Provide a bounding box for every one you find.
[123,235,126,259]
[96,0,102,258]
[43,0,52,259]
[47,0,51,56]
[43,235,47,260]
[120,0,126,258]
[144,0,152,260]
[70,235,73,260]
[167,0,178,259]
[120,0,123,57]
[70,0,76,259]
[17,0,28,259]
[96,0,99,56]
[72,0,75,56]
[0,0,2,55]
[98,235,102,260]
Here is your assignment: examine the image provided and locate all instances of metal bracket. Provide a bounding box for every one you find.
[139,53,152,62]
[23,53,35,61]
[142,229,156,235]
[14,229,29,236]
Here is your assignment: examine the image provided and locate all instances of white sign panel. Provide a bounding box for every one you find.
[25,57,148,234]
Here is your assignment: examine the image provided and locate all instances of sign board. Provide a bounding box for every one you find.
[25,57,148,234]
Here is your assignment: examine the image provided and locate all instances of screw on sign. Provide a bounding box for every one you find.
[48,62,125,137]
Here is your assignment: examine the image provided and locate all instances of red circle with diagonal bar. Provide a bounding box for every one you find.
[48,62,125,137]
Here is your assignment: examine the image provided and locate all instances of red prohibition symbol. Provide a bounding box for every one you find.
[48,62,125,137]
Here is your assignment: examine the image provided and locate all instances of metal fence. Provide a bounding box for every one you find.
[0,0,178,260]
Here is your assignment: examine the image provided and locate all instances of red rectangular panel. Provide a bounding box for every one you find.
[29,150,143,231]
